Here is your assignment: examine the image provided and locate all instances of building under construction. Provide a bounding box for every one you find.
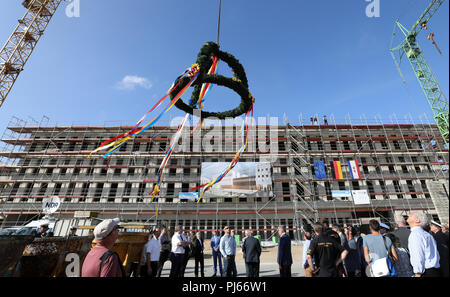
[0,114,448,240]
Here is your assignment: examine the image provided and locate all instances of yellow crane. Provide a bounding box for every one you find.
[0,0,64,109]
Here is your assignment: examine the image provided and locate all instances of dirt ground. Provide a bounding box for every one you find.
[202,242,304,264]
[159,242,306,277]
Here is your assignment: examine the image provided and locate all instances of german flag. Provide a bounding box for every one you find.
[330,161,344,179]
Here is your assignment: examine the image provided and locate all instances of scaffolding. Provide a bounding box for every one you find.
[286,112,447,231]
[0,114,448,239]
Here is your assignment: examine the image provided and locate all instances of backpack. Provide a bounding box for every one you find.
[382,236,398,277]
[368,236,397,277]
[99,250,126,278]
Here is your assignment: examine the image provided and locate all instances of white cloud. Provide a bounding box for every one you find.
[116,75,152,90]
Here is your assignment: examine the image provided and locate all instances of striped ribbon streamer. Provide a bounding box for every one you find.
[150,58,219,209]
[192,104,253,203]
[86,64,200,218]
[101,73,199,159]
[191,56,219,134]
[88,66,200,159]
[149,113,190,205]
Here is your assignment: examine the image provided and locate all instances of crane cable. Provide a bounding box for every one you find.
[150,0,224,209]
[189,0,255,203]
[192,0,222,133]
[217,0,222,46]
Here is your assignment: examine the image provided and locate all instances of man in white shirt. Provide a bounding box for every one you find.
[302,231,314,277]
[170,225,190,277]
[140,228,161,277]
[148,228,161,277]
[140,233,152,277]
[220,226,237,277]
[407,212,441,277]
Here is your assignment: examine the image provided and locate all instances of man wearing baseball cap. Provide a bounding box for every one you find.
[81,218,125,277]
[430,220,449,277]
[35,223,50,238]
[379,222,390,235]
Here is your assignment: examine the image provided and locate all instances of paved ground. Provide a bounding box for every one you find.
[159,244,306,277]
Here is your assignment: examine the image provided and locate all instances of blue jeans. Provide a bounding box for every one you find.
[223,255,236,277]
[212,250,223,276]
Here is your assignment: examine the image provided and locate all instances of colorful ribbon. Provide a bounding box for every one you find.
[191,56,219,134]
[192,104,254,203]
[88,64,200,159]
[88,56,254,213]
[149,113,190,204]
[150,58,219,205]
[87,64,200,218]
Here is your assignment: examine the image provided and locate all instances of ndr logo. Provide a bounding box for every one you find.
[44,202,59,208]
[42,197,61,214]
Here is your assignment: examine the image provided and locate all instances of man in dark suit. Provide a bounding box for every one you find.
[277,225,293,277]
[210,230,223,277]
[242,230,262,277]
[430,221,449,277]
[192,232,205,277]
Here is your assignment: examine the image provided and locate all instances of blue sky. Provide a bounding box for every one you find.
[0,0,448,130]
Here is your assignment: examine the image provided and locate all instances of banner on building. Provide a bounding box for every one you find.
[331,161,344,180]
[332,190,352,198]
[348,160,362,179]
[352,190,370,205]
[314,161,327,179]
[178,192,199,200]
[201,162,273,198]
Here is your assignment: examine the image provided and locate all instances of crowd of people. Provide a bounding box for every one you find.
[80,221,265,278]
[80,213,449,278]
[303,214,449,277]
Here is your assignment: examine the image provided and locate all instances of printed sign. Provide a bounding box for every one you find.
[332,190,352,198]
[352,190,371,205]
[178,192,199,200]
[42,196,61,214]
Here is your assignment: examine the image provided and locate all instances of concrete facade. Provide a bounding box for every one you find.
[0,119,448,240]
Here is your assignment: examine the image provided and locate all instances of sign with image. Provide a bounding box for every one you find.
[201,162,273,198]
[352,190,371,205]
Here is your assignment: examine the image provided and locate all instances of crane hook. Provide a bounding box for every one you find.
[427,33,443,56]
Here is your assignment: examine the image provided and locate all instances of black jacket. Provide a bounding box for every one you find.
[277,234,293,266]
[192,238,204,258]
[432,230,449,277]
[242,236,261,263]
[325,228,340,241]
